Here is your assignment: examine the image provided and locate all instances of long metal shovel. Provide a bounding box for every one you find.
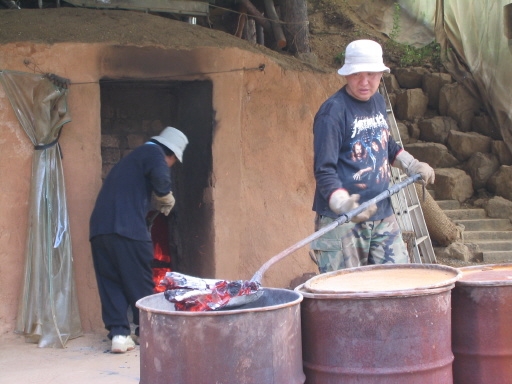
[249,173,422,284]
[165,174,422,310]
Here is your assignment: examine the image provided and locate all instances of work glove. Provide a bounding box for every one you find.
[394,151,435,185]
[329,189,377,223]
[152,191,175,216]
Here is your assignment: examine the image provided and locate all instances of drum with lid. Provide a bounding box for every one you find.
[297,264,461,384]
[452,263,512,384]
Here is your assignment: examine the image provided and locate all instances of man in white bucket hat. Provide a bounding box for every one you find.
[89,126,188,353]
[310,39,434,273]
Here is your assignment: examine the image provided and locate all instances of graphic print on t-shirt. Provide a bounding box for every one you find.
[348,111,391,190]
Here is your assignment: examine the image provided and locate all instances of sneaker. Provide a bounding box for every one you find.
[111,335,135,353]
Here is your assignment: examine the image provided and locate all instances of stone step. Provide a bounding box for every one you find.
[470,240,512,251]
[436,200,461,210]
[463,231,512,241]
[483,251,512,264]
[454,218,512,231]
[444,208,487,220]
[431,196,512,265]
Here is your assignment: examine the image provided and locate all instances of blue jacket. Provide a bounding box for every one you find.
[90,142,172,241]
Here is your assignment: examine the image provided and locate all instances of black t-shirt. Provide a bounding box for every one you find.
[312,86,402,219]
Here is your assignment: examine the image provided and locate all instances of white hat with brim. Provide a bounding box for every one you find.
[151,127,189,162]
[337,39,390,76]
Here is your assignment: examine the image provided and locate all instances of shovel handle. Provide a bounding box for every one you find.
[250,174,421,283]
[336,173,421,224]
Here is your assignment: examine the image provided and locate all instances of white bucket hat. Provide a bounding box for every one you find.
[337,39,390,76]
[152,127,189,162]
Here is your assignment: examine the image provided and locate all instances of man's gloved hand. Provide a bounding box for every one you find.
[152,191,175,216]
[329,189,359,215]
[394,150,435,185]
[329,189,377,223]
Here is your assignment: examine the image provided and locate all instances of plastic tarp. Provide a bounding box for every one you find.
[350,0,512,154]
[0,70,82,348]
[432,0,512,154]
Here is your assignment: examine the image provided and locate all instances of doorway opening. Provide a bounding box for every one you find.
[99,79,214,280]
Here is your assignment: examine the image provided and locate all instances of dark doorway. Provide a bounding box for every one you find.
[99,79,214,278]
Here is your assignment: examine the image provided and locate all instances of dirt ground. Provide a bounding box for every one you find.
[0,332,140,383]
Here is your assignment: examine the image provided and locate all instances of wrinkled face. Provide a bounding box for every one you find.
[345,72,383,101]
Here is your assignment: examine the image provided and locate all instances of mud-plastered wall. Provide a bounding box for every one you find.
[0,41,342,334]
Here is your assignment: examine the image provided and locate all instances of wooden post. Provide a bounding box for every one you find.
[235,4,247,38]
[256,23,265,45]
[238,0,273,39]
[280,0,311,53]
[263,0,287,49]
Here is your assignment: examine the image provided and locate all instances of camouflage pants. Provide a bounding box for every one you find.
[310,214,409,273]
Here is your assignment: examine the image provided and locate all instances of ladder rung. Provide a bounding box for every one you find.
[416,236,428,244]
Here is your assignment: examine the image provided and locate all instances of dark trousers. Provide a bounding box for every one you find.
[90,234,154,339]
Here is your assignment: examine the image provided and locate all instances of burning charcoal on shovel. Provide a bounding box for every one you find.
[159,271,210,291]
[160,272,261,312]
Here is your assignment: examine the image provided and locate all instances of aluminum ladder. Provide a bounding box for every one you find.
[379,82,437,264]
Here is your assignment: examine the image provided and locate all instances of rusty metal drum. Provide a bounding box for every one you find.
[452,263,512,384]
[297,264,461,384]
[136,287,305,384]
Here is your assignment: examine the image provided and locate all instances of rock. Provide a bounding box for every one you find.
[397,121,409,143]
[383,73,401,93]
[465,152,500,190]
[433,168,474,202]
[436,241,479,262]
[418,116,458,144]
[405,121,420,140]
[446,130,492,161]
[422,72,452,110]
[491,165,512,201]
[388,92,397,109]
[439,82,482,131]
[472,114,502,140]
[484,195,512,220]
[404,142,459,168]
[395,88,428,121]
[491,140,512,165]
[394,67,429,89]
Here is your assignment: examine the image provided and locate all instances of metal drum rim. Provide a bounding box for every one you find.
[295,282,456,299]
[136,287,303,316]
[455,262,512,287]
[302,264,461,295]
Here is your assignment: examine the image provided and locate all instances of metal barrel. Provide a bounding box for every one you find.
[136,288,305,384]
[452,263,512,384]
[296,264,461,384]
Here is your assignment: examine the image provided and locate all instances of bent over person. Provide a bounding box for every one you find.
[89,127,188,353]
[310,39,435,273]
